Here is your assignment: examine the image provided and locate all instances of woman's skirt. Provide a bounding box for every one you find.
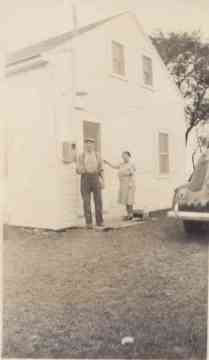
[118,177,136,205]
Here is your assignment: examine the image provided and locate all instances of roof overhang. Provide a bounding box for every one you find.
[6,11,129,67]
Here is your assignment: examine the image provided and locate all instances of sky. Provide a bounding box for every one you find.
[0,0,209,53]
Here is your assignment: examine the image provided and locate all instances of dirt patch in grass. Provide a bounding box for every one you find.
[3,216,208,359]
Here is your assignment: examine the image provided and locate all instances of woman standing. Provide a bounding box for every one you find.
[104,151,136,220]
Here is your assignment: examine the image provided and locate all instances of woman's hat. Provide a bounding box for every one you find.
[123,150,131,157]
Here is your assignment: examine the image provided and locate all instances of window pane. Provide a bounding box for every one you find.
[143,56,153,86]
[113,58,119,74]
[112,41,125,76]
[159,133,170,174]
[160,154,169,174]
[159,133,169,153]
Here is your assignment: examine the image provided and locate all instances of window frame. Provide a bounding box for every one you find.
[158,131,170,176]
[111,40,127,80]
[141,54,154,89]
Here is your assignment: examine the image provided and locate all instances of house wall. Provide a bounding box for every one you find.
[6,13,186,228]
[6,60,73,229]
[69,13,186,215]
[6,67,55,228]
[44,49,82,228]
[0,54,6,227]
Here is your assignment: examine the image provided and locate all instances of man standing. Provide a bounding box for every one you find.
[76,138,104,229]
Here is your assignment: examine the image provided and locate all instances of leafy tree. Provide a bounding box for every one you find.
[151,31,209,147]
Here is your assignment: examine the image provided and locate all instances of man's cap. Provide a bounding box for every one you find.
[84,138,95,143]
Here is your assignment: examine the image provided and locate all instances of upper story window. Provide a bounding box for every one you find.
[159,132,170,175]
[142,55,153,86]
[112,41,125,77]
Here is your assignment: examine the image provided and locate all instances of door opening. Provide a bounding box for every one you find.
[83,121,101,153]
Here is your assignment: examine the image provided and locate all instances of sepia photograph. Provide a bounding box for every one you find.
[1,0,209,358]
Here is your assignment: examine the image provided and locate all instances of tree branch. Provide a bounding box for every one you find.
[185,125,193,144]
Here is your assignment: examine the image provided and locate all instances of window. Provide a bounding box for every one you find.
[83,121,101,153]
[142,55,153,86]
[112,41,125,77]
[159,132,170,175]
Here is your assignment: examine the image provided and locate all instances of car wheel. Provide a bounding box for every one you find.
[183,221,202,234]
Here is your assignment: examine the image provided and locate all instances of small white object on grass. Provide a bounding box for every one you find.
[121,336,135,345]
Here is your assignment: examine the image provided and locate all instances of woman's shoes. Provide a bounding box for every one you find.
[127,215,134,220]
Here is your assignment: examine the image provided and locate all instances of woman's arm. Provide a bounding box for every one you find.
[103,159,120,170]
[121,163,136,176]
[129,163,136,175]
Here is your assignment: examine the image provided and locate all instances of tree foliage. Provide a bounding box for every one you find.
[151,31,209,145]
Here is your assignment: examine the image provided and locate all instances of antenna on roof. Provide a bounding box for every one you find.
[72,1,78,32]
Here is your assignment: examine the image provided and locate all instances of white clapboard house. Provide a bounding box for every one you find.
[5,11,186,229]
[0,54,7,227]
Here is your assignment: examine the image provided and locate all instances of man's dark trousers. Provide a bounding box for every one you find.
[81,173,103,226]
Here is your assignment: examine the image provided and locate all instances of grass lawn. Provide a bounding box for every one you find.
[3,216,208,359]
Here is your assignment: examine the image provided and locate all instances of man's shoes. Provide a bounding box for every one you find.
[86,224,93,230]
